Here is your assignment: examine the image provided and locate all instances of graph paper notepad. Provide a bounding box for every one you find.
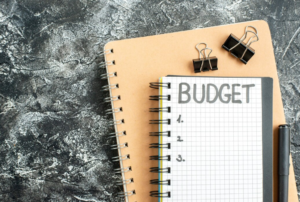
[151,76,273,202]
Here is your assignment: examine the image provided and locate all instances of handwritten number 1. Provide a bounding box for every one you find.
[177,115,184,123]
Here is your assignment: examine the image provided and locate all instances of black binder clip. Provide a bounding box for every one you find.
[193,43,218,73]
[222,26,259,64]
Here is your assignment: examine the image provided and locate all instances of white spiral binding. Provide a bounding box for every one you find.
[114,166,132,174]
[102,48,135,199]
[105,107,122,114]
[102,84,119,91]
[112,154,130,162]
[101,72,117,80]
[116,178,134,186]
[118,190,136,197]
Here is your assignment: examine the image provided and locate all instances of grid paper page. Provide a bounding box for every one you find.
[160,77,263,202]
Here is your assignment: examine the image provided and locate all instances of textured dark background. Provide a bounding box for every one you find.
[0,0,300,201]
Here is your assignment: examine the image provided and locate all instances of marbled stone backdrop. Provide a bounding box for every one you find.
[0,0,300,201]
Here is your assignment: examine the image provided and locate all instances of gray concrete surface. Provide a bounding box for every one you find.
[0,0,300,201]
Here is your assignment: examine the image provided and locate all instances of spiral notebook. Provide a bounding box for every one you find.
[103,20,298,202]
[150,76,272,201]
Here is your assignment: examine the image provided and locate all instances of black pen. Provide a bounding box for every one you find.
[279,124,290,202]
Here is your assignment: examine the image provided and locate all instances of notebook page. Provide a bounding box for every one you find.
[160,77,263,202]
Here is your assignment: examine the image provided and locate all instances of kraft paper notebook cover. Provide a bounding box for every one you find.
[103,20,298,202]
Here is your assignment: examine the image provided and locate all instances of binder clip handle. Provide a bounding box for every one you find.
[222,25,259,64]
[246,25,258,36]
[199,47,213,71]
[193,43,218,73]
[229,26,259,60]
[239,26,259,42]
[195,42,207,57]
[195,43,213,71]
